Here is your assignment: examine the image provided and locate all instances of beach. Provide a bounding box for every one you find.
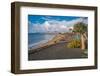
[28,42,84,60]
[28,33,86,60]
[28,33,73,52]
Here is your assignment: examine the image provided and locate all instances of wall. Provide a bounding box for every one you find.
[0,0,100,76]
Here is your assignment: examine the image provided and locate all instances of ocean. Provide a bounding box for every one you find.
[28,33,55,49]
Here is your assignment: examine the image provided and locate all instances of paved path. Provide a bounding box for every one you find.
[28,42,83,60]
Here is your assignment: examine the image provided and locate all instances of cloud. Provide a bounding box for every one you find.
[28,18,87,33]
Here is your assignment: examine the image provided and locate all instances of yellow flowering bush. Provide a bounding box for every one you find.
[67,39,81,48]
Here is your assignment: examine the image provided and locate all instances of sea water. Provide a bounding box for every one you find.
[28,33,55,49]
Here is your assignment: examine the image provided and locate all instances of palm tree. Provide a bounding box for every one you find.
[73,22,87,50]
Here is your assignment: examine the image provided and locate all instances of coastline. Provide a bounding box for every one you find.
[28,33,87,60]
[28,34,55,50]
[28,33,74,52]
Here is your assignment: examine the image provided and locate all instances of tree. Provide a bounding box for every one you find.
[73,22,87,50]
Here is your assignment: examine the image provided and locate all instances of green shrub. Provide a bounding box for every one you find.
[67,39,81,48]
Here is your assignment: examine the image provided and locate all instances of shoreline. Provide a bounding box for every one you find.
[28,33,74,52]
[28,34,56,50]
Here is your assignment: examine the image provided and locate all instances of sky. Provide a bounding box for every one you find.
[28,15,88,33]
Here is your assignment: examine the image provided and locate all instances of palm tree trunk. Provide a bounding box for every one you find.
[83,33,87,40]
[81,34,85,50]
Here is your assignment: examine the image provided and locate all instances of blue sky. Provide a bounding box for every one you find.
[28,15,81,24]
[28,15,88,33]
